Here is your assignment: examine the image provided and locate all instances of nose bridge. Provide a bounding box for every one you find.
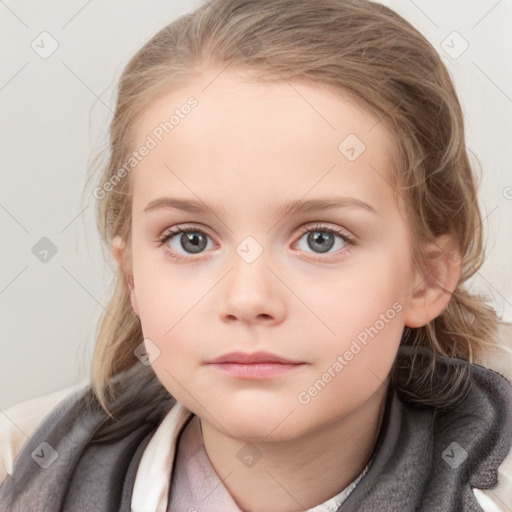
[220,238,284,323]
[228,239,272,297]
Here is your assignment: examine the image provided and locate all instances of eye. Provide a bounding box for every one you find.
[157,225,215,261]
[157,223,355,262]
[294,223,354,260]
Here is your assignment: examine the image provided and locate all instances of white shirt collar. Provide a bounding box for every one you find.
[131,401,370,512]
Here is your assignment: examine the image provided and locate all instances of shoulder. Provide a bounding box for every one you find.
[0,380,89,484]
[452,322,512,511]
[393,331,512,510]
[474,444,512,511]
[472,322,512,510]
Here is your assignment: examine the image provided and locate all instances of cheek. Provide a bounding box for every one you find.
[290,249,411,393]
[298,251,411,348]
[131,259,213,377]
[132,249,204,335]
[292,300,405,427]
[142,319,203,404]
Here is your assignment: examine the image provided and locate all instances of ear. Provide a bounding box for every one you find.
[403,234,462,328]
[111,235,140,318]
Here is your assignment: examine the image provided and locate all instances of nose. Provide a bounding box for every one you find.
[219,254,286,326]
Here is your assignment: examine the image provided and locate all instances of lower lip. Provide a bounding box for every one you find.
[209,362,305,379]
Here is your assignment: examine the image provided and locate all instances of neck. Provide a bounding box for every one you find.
[200,379,389,512]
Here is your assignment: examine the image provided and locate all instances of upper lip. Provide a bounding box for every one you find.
[208,351,303,364]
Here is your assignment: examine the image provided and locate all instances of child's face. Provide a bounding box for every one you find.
[123,69,423,440]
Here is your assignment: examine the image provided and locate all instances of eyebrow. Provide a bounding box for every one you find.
[143,196,378,218]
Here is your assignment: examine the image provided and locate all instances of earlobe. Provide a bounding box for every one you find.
[403,235,462,328]
[111,235,140,318]
[111,235,125,268]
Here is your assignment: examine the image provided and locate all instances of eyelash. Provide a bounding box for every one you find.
[156,223,356,263]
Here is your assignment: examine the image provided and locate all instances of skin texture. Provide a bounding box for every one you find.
[112,69,461,511]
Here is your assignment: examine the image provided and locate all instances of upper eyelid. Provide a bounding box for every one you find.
[297,223,351,234]
[162,222,351,237]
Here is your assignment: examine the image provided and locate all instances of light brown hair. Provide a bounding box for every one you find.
[83,0,501,420]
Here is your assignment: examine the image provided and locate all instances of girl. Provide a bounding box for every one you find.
[1,0,511,510]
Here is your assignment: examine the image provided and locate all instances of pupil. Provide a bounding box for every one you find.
[308,231,334,253]
[182,232,206,254]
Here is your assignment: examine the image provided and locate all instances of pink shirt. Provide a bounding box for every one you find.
[167,413,371,511]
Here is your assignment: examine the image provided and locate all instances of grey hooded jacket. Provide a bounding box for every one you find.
[0,344,511,512]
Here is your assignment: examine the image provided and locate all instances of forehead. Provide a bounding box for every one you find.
[129,69,400,213]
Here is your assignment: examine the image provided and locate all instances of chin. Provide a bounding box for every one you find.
[210,404,312,443]
[226,422,302,443]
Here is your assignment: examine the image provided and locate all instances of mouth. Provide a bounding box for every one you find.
[205,351,306,379]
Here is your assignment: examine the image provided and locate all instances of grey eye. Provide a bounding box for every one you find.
[296,229,347,254]
[306,231,335,253]
[171,231,210,254]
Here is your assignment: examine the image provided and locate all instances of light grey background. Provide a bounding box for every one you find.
[1,0,511,410]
